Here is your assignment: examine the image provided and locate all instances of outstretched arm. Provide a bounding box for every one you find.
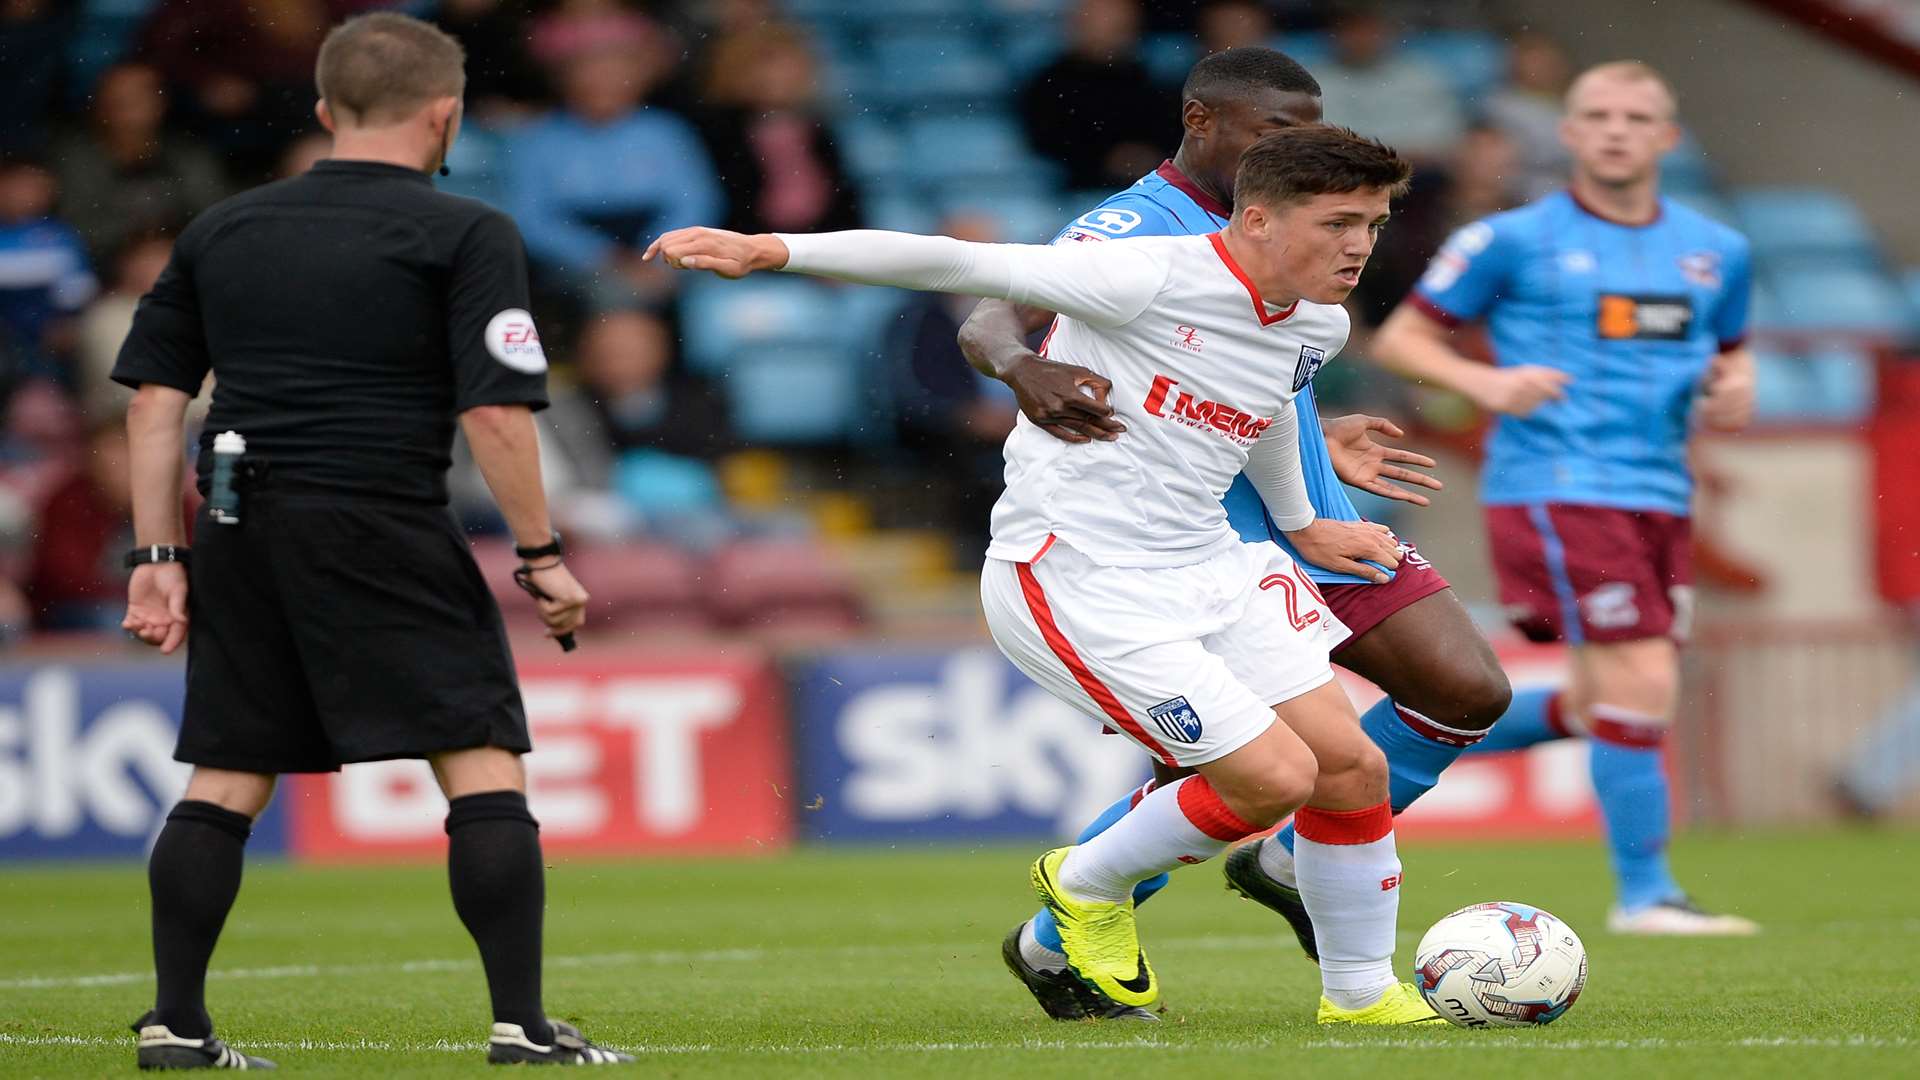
[958,299,1126,444]
[644,227,1169,329]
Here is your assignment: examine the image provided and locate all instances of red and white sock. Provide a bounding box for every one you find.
[1058,776,1260,902]
[1293,802,1402,1010]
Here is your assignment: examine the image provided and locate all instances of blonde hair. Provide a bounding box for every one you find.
[1565,61,1677,118]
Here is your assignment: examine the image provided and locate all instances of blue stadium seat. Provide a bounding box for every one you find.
[903,114,1038,185]
[863,192,941,234]
[723,346,869,444]
[1666,190,1736,226]
[66,0,162,102]
[1141,33,1199,86]
[940,192,1068,243]
[1402,30,1507,102]
[1733,188,1878,261]
[1273,32,1335,71]
[868,33,1011,108]
[677,277,845,375]
[834,116,907,185]
[1750,346,1876,424]
[1905,268,1920,316]
[1759,265,1915,336]
[1660,134,1717,195]
[436,125,505,207]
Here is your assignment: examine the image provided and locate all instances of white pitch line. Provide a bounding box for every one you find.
[5,914,1912,994]
[0,1032,1911,1056]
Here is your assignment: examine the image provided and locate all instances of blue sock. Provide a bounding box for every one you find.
[1030,786,1170,952]
[1461,687,1566,754]
[1271,696,1478,855]
[1587,716,1681,911]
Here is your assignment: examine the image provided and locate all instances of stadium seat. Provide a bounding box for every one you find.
[706,537,864,632]
[1402,30,1508,102]
[677,277,845,375]
[65,0,159,102]
[868,33,1011,107]
[436,124,505,206]
[834,115,907,186]
[1733,188,1879,261]
[565,542,715,634]
[1760,265,1915,336]
[1750,345,1876,424]
[1905,268,1920,316]
[902,114,1042,187]
[1141,33,1199,86]
[940,191,1067,242]
[722,346,871,444]
[1666,190,1737,225]
[1659,134,1718,195]
[862,191,941,234]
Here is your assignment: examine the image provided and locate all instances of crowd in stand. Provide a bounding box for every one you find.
[0,0,1600,641]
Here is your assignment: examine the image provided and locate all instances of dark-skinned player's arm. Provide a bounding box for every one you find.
[957,300,1128,444]
[1318,413,1443,507]
[1244,400,1400,583]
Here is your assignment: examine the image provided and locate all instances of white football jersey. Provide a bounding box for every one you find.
[777,229,1351,567]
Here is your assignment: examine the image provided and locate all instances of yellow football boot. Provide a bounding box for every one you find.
[1317,981,1447,1025]
[1029,847,1159,1010]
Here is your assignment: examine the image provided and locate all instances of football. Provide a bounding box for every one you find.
[1414,902,1588,1028]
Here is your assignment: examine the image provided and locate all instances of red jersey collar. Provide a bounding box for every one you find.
[1157,159,1231,219]
[1566,186,1662,227]
[1208,232,1297,326]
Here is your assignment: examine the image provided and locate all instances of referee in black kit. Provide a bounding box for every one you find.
[113,13,630,1069]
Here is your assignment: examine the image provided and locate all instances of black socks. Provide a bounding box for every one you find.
[148,800,253,1039]
[446,790,552,1045]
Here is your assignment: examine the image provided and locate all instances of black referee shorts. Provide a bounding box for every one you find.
[179,493,530,773]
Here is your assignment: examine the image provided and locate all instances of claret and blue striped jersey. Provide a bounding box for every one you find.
[1054,161,1381,586]
[1410,191,1752,515]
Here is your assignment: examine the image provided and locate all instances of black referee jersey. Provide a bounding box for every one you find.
[110,159,549,773]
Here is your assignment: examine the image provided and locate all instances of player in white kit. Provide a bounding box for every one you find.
[647,126,1440,1023]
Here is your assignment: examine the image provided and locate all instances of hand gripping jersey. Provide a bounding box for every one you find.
[1057,161,1381,585]
[1411,191,1752,514]
[776,228,1351,569]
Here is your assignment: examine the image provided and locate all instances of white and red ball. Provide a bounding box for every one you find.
[1414,901,1588,1028]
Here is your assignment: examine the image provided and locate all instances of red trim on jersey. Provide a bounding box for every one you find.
[1029,533,1057,562]
[1036,317,1060,357]
[1566,186,1662,228]
[1293,801,1394,845]
[1155,159,1231,219]
[1405,291,1465,328]
[1014,562,1179,767]
[1175,776,1261,841]
[1208,232,1298,326]
[1544,691,1572,739]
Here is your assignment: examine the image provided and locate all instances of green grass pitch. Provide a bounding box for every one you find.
[3,829,1916,1077]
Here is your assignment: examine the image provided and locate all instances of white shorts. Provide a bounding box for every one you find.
[980,536,1350,768]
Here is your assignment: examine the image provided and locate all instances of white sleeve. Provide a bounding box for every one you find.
[1241,400,1315,532]
[776,230,1170,328]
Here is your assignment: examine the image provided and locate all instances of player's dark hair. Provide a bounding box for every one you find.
[315,12,466,125]
[1233,125,1412,210]
[1182,46,1322,107]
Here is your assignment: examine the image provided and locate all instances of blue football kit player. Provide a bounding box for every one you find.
[1374,61,1759,935]
[961,48,1536,1023]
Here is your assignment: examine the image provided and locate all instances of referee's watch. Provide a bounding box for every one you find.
[514,532,564,561]
[125,544,191,569]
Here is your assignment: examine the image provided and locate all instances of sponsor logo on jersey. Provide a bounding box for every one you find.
[1056,228,1105,244]
[1171,325,1205,352]
[1072,208,1145,236]
[1559,249,1597,274]
[1421,251,1469,292]
[485,308,548,373]
[1147,696,1203,744]
[1595,293,1693,341]
[1580,581,1641,630]
[1678,251,1723,289]
[1141,374,1273,444]
[1292,344,1328,392]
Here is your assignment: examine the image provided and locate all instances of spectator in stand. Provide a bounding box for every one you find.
[52,62,228,262]
[883,213,1018,556]
[697,24,861,236]
[432,0,548,121]
[76,231,178,420]
[1017,0,1171,191]
[537,308,731,539]
[1311,6,1465,162]
[137,0,385,180]
[507,6,721,302]
[0,156,96,387]
[25,416,188,631]
[1198,0,1276,56]
[0,0,73,155]
[1483,30,1575,201]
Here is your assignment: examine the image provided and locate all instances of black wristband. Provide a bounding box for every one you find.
[514,532,564,561]
[125,544,191,569]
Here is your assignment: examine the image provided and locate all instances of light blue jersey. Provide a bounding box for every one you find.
[1411,191,1752,514]
[1055,161,1379,586]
